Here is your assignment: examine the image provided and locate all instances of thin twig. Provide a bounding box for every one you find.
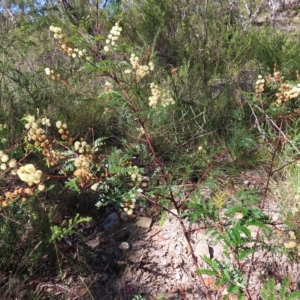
[260,118,284,210]
[0,213,21,224]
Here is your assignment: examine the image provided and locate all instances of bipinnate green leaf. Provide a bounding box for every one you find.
[202,255,220,272]
[261,278,276,300]
[212,191,226,209]
[195,269,216,276]
[239,225,251,238]
[280,277,289,299]
[287,291,300,300]
[227,283,240,294]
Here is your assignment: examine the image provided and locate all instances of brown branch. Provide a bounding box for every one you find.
[0,212,21,224]
[260,118,284,210]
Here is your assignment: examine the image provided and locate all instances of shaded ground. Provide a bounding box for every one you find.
[7,169,298,300]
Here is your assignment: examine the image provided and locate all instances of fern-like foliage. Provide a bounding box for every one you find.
[196,256,246,298]
[50,213,92,242]
[261,277,300,300]
[184,194,219,223]
[212,191,226,209]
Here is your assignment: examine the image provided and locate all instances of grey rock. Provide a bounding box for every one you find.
[136,216,152,228]
[195,242,210,258]
[102,212,120,233]
[119,242,130,251]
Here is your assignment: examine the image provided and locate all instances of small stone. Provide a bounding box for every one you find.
[243,180,250,186]
[119,242,130,251]
[176,273,181,280]
[136,217,152,228]
[102,212,120,233]
[195,242,210,258]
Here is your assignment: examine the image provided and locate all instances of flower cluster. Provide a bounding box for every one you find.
[0,187,35,207]
[286,86,300,99]
[74,140,91,154]
[56,121,72,143]
[198,145,207,153]
[283,230,300,256]
[104,81,113,92]
[128,165,142,184]
[24,115,68,166]
[275,84,300,104]
[49,25,91,60]
[0,151,17,173]
[125,54,154,82]
[49,25,63,39]
[45,68,61,80]
[255,75,265,96]
[149,83,175,108]
[24,115,54,153]
[267,71,282,83]
[255,71,300,105]
[123,198,136,215]
[40,139,63,166]
[64,46,89,59]
[122,188,140,215]
[197,142,211,164]
[41,117,51,127]
[17,164,43,186]
[104,22,122,53]
[122,187,143,215]
[1,161,45,206]
[25,117,47,143]
[73,155,92,181]
[24,115,37,129]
